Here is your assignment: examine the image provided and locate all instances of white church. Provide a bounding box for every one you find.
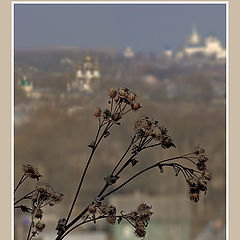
[167,26,226,60]
[124,46,135,58]
[67,56,100,93]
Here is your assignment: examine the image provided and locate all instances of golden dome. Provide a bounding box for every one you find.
[85,56,91,62]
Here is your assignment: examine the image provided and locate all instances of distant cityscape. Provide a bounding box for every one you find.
[16,27,225,102]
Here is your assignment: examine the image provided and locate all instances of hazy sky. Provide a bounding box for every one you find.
[14,4,226,52]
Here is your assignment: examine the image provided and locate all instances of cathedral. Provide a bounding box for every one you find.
[67,56,100,93]
[176,26,226,60]
[124,46,135,58]
[19,74,33,93]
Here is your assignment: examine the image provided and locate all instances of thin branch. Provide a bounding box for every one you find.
[26,193,42,240]
[14,206,33,212]
[14,174,28,193]
[115,153,138,176]
[66,121,111,224]
[142,142,162,150]
[181,156,197,165]
[121,107,132,116]
[111,135,136,175]
[110,98,113,114]
[14,189,37,205]
[101,155,192,200]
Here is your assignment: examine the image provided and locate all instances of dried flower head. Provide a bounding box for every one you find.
[131,102,142,111]
[135,228,146,238]
[107,215,116,224]
[129,211,138,221]
[137,203,152,212]
[52,192,64,203]
[128,92,136,102]
[108,205,116,216]
[190,192,200,203]
[23,164,41,180]
[93,108,102,118]
[36,182,54,200]
[195,145,206,155]
[36,221,45,232]
[184,147,212,202]
[198,178,208,192]
[99,205,108,215]
[35,209,43,219]
[203,170,212,181]
[136,220,146,231]
[88,203,97,214]
[108,88,118,98]
[118,88,126,97]
[134,116,175,149]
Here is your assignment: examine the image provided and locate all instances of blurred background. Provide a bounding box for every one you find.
[14,3,226,240]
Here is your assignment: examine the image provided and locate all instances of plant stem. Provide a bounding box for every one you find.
[14,206,33,212]
[26,192,41,240]
[101,155,190,200]
[111,135,136,175]
[65,121,111,224]
[26,221,33,240]
[14,189,37,205]
[14,174,28,193]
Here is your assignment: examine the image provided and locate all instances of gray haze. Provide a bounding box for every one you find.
[14,4,226,53]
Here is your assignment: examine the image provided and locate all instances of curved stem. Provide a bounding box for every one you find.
[14,189,37,205]
[101,155,191,200]
[14,205,33,212]
[181,156,197,165]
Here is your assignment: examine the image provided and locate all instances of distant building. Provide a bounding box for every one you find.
[19,74,33,93]
[143,74,158,84]
[60,57,73,65]
[124,46,135,58]
[67,56,100,93]
[177,26,226,60]
[163,45,173,58]
[187,26,201,45]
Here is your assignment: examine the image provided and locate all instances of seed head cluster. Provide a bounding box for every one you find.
[134,116,175,149]
[23,164,41,180]
[86,202,152,238]
[17,165,63,238]
[28,182,64,236]
[185,146,212,203]
[131,203,153,238]
[93,88,141,124]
